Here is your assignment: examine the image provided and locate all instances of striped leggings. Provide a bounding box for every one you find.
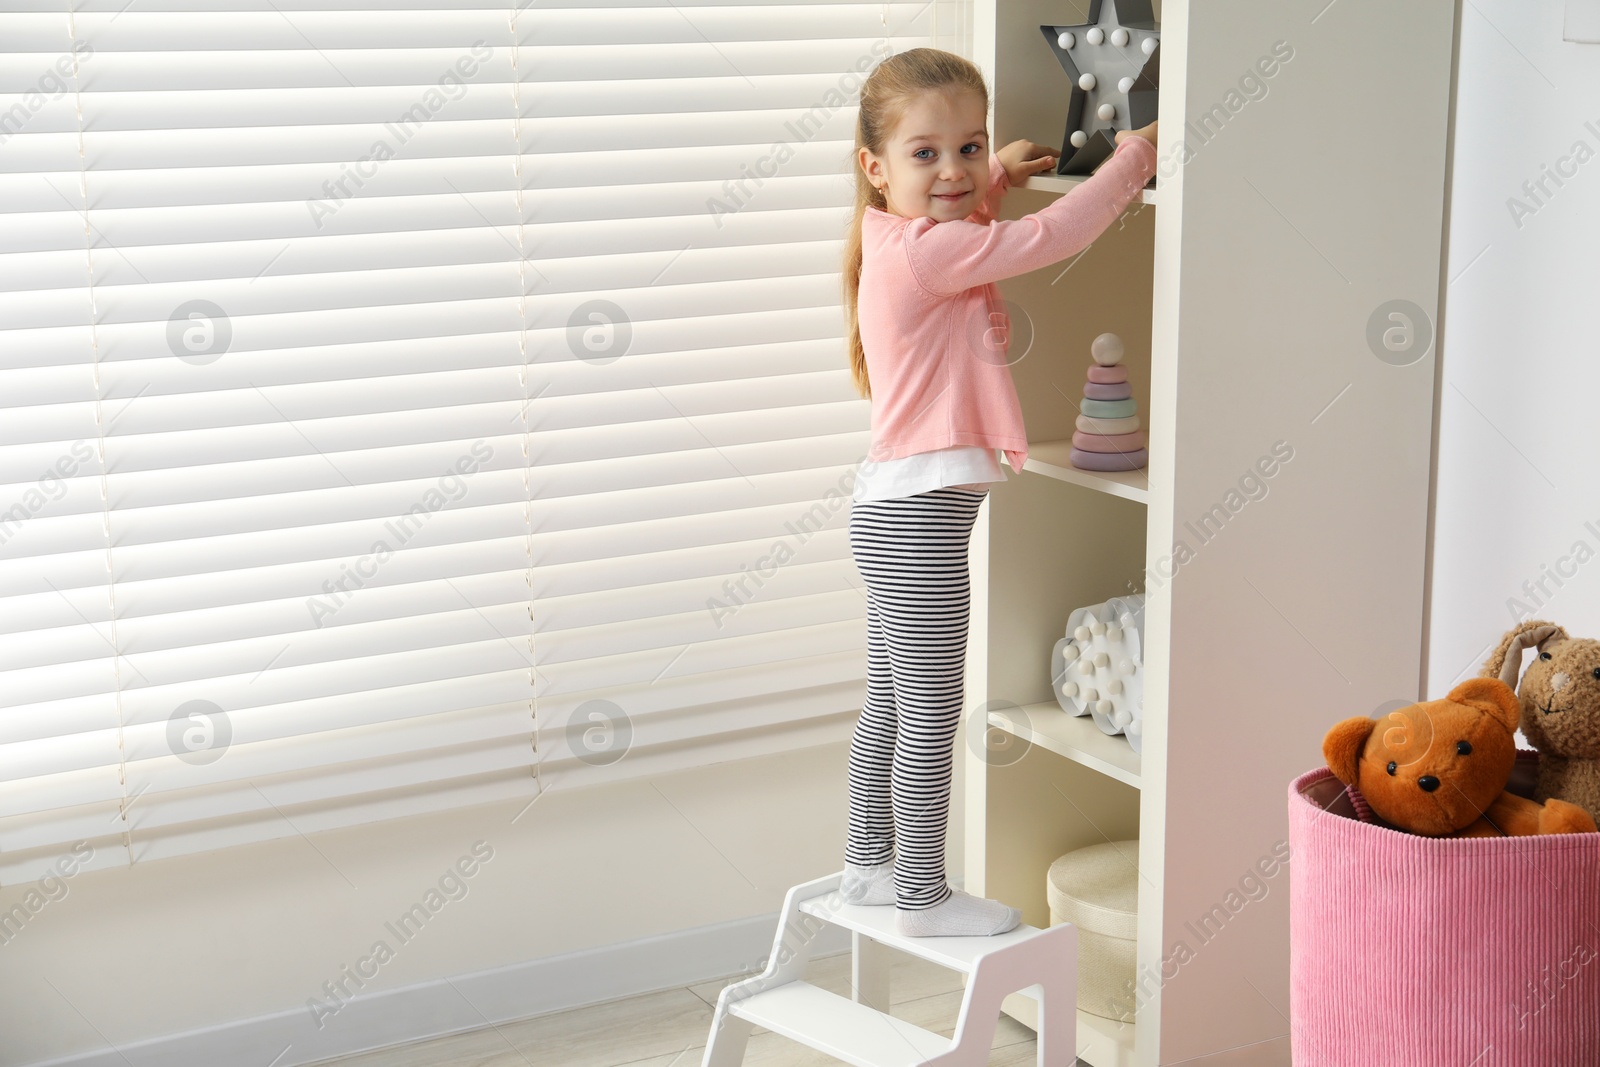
[845,485,987,910]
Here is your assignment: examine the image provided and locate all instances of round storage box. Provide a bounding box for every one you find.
[1289,757,1600,1065]
[1047,839,1139,1022]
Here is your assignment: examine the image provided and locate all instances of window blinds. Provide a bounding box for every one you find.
[0,1,948,883]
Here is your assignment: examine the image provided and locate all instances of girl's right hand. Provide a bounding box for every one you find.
[1115,120,1158,148]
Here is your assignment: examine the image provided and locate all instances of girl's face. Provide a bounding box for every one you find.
[859,89,989,222]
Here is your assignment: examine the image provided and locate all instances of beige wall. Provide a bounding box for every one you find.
[0,738,966,1066]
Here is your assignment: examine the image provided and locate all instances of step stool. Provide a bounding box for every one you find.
[701,870,1078,1067]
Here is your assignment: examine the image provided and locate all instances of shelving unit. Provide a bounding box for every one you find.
[962,2,1457,1064]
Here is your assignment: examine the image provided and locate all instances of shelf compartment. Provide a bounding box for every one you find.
[1022,439,1151,504]
[987,700,1141,790]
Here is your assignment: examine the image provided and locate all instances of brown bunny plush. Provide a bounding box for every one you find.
[1323,677,1596,837]
[1481,619,1600,824]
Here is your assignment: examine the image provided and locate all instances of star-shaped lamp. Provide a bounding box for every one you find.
[1039,0,1161,175]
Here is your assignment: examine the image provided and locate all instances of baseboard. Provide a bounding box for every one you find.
[25,908,851,1067]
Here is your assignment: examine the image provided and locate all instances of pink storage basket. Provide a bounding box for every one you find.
[1289,758,1600,1066]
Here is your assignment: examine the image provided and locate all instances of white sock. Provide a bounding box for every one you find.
[895,888,1021,937]
[839,859,895,905]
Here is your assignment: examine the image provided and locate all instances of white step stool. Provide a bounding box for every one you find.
[701,870,1078,1067]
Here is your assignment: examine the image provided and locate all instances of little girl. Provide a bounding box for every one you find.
[836,47,1158,937]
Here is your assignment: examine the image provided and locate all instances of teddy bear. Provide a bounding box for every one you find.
[1480,619,1600,825]
[1322,676,1596,837]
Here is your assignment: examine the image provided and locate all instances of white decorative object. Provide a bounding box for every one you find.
[1050,594,1145,752]
[1078,71,1096,90]
[1086,26,1104,44]
[1058,30,1075,48]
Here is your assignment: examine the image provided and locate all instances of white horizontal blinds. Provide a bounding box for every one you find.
[0,3,540,883]
[0,5,124,883]
[0,4,112,883]
[0,0,939,880]
[527,2,932,789]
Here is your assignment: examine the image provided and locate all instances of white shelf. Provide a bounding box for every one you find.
[1022,438,1151,504]
[987,701,1141,790]
[1020,172,1159,207]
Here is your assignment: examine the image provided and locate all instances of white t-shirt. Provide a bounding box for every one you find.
[853,445,1009,502]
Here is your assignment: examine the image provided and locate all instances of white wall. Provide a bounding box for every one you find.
[1426,1,1600,694]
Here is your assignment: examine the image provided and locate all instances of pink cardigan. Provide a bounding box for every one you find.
[857,136,1159,475]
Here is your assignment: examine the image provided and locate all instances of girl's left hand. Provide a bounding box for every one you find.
[997,140,1059,186]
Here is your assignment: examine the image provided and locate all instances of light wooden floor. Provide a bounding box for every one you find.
[309,947,1088,1066]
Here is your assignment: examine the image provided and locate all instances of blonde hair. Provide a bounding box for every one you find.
[842,48,990,400]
